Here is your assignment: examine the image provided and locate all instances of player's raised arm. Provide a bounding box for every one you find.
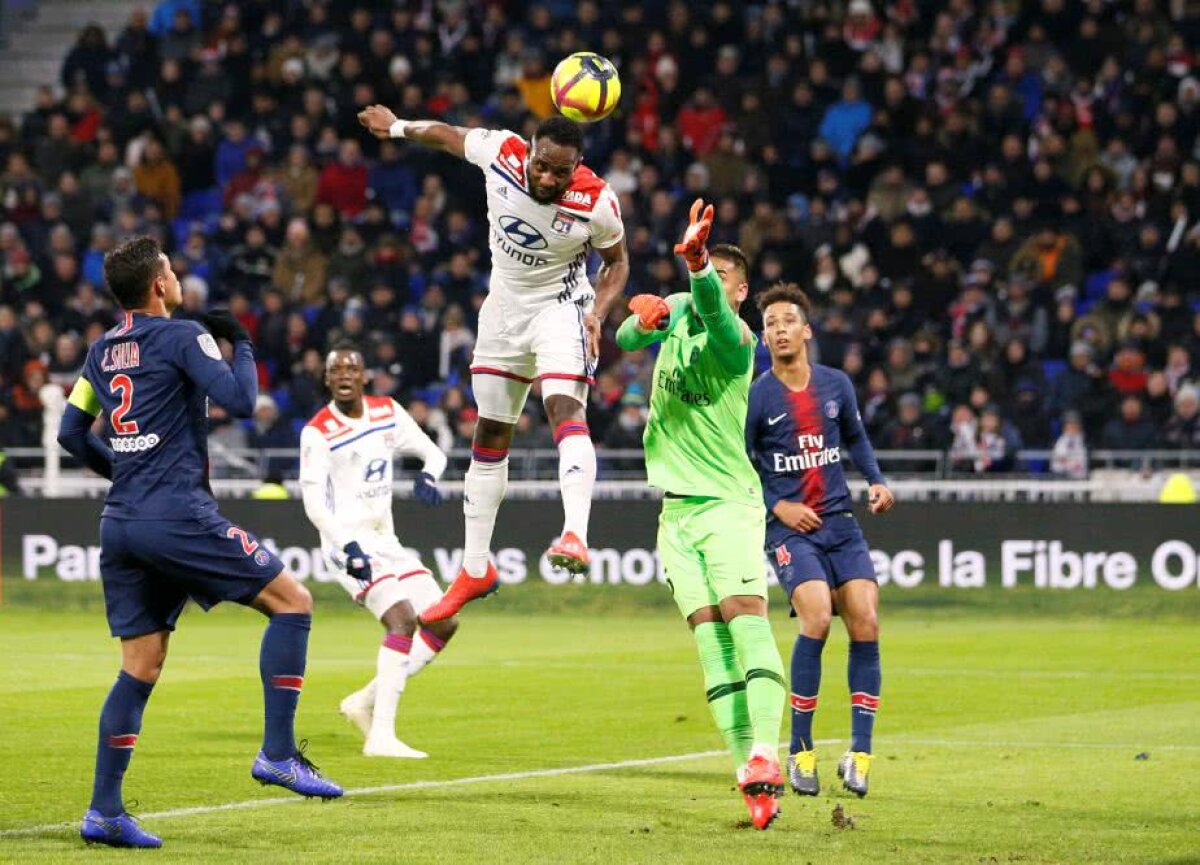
[175,311,258,417]
[390,399,447,507]
[357,104,469,160]
[674,198,753,375]
[836,372,894,514]
[57,375,114,479]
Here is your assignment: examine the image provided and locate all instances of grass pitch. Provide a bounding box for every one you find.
[0,584,1197,864]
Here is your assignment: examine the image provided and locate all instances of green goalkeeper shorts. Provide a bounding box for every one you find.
[657,496,767,619]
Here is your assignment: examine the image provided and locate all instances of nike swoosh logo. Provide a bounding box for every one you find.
[768,414,787,426]
[740,576,758,584]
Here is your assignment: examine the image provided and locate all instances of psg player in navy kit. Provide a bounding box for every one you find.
[745,283,894,800]
[57,238,342,849]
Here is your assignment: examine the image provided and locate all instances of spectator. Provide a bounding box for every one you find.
[881,392,939,451]
[1162,385,1200,449]
[1100,396,1159,450]
[818,78,871,164]
[272,218,327,306]
[132,137,181,218]
[316,139,369,218]
[1050,412,1089,479]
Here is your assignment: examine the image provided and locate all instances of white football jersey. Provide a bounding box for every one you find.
[298,396,447,551]
[463,127,625,312]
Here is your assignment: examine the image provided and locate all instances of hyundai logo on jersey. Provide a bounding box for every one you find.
[364,458,388,482]
[498,215,548,249]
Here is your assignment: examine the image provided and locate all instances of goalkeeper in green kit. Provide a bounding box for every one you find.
[616,199,786,830]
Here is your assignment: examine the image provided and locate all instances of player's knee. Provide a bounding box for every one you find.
[280,578,313,615]
[800,609,832,639]
[543,394,584,427]
[474,417,514,450]
[847,609,878,641]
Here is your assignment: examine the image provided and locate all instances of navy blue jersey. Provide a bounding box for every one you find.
[746,364,885,526]
[74,312,257,520]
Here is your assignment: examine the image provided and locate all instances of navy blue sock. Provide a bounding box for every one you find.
[848,641,881,753]
[90,670,154,817]
[259,613,311,760]
[789,635,825,752]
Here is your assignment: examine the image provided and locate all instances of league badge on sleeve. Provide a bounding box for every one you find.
[198,333,222,360]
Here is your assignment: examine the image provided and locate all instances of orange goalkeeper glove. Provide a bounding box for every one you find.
[673,198,714,272]
[629,294,671,331]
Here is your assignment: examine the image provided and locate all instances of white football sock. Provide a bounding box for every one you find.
[369,633,411,739]
[555,427,595,544]
[407,627,447,678]
[462,456,508,577]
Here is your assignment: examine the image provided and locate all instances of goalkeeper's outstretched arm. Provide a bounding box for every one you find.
[358,104,468,159]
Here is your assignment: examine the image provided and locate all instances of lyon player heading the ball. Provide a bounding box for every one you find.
[746,283,894,798]
[358,105,630,621]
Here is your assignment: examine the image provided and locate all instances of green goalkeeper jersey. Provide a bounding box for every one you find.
[616,263,762,506]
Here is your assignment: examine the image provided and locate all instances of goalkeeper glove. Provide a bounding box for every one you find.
[673,198,714,272]
[201,309,251,344]
[413,472,442,507]
[629,294,671,331]
[342,541,373,586]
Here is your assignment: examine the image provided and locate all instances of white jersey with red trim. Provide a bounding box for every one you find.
[463,127,625,312]
[298,396,447,552]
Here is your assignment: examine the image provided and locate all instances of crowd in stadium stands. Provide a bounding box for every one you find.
[1,0,1199,480]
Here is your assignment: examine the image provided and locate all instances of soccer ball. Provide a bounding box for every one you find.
[551,52,621,123]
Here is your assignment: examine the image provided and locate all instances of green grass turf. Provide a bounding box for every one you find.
[1,587,1197,864]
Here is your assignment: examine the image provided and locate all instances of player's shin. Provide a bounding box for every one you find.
[727,615,787,758]
[369,632,411,739]
[693,621,753,768]
[407,626,449,678]
[848,641,881,753]
[553,420,596,545]
[258,613,311,760]
[463,449,509,578]
[90,671,154,817]
[790,635,825,752]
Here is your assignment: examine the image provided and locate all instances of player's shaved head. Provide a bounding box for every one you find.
[530,116,584,203]
[104,236,166,309]
[710,243,750,310]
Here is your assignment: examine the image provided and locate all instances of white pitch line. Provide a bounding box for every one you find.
[0,742,824,840]
[4,735,1196,840]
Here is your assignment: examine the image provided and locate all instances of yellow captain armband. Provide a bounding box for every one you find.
[67,377,101,416]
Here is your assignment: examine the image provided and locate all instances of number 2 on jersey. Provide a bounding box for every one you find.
[109,374,139,435]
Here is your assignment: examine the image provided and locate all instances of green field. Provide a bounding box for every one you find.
[1,585,1198,864]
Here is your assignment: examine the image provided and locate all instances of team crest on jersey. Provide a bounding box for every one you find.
[551,211,576,235]
[254,549,271,567]
[824,399,840,419]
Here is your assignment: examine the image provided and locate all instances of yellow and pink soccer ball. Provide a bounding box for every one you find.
[551,52,621,122]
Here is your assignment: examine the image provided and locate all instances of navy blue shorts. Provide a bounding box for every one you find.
[767,512,876,608]
[100,515,284,638]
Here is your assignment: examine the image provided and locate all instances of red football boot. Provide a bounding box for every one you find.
[419,562,499,622]
[739,754,784,830]
[545,531,590,574]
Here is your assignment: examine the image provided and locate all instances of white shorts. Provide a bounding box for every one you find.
[329,534,443,620]
[470,293,596,423]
